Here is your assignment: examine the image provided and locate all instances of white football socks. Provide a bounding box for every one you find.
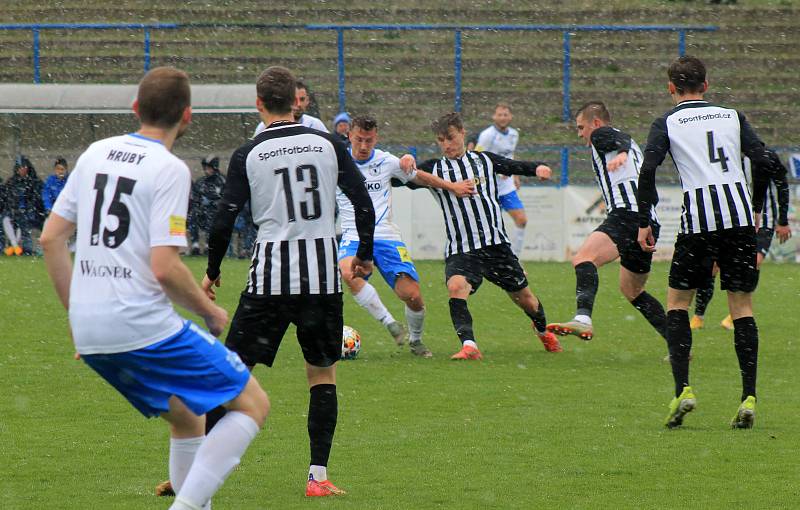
[171,411,259,510]
[353,282,394,326]
[308,464,328,482]
[574,314,592,326]
[511,225,526,256]
[169,436,203,495]
[405,305,425,343]
[2,217,20,247]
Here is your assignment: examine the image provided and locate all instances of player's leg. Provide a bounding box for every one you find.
[297,294,347,496]
[2,216,21,255]
[547,231,618,340]
[500,191,527,256]
[338,240,404,344]
[692,272,715,330]
[378,241,430,356]
[720,228,760,428]
[662,233,710,428]
[393,275,432,357]
[446,274,483,360]
[160,397,205,505]
[161,322,268,510]
[619,268,667,341]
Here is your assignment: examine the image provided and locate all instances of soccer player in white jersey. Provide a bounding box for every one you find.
[413,112,563,360]
[253,80,328,136]
[546,102,668,347]
[690,154,791,331]
[636,56,789,429]
[39,66,269,510]
[202,66,375,497]
[337,115,476,358]
[475,103,527,256]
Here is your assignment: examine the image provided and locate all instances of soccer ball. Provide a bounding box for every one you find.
[341,326,361,360]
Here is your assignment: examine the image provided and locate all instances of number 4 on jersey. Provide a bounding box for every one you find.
[706,131,729,172]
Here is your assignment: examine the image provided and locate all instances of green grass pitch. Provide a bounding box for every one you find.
[1,257,798,509]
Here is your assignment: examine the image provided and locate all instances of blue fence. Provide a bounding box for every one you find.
[0,22,718,184]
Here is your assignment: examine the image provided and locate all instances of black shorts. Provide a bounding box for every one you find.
[757,228,774,257]
[225,293,343,368]
[669,227,758,293]
[444,243,528,294]
[595,209,660,274]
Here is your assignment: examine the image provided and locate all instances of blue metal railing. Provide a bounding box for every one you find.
[0,23,179,82]
[0,22,718,183]
[306,24,718,120]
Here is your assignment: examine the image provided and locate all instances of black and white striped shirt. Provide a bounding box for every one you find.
[207,121,374,296]
[743,156,789,231]
[417,151,546,257]
[589,126,657,223]
[637,100,785,234]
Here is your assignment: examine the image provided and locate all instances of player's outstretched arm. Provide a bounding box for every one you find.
[152,246,228,336]
[40,212,77,310]
[481,151,551,181]
[206,149,250,284]
[591,126,632,172]
[410,169,476,197]
[637,117,670,229]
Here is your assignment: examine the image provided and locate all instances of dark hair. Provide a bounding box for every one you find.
[431,112,464,137]
[201,154,219,171]
[295,80,308,93]
[54,157,68,168]
[136,67,191,128]
[350,115,378,132]
[257,66,296,115]
[668,55,707,94]
[576,101,611,123]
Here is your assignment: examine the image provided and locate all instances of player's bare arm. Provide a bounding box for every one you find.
[411,168,476,197]
[638,226,657,253]
[535,164,552,181]
[152,245,228,336]
[40,212,77,310]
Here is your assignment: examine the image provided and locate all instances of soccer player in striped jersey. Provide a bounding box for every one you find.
[412,112,563,360]
[337,115,476,358]
[203,66,375,496]
[690,154,791,331]
[636,55,789,429]
[40,67,269,510]
[253,80,328,136]
[546,102,667,346]
[475,102,528,256]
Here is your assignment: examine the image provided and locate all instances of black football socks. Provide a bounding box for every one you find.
[449,298,475,343]
[666,309,692,398]
[525,299,548,335]
[631,291,668,340]
[694,275,716,317]
[733,316,758,401]
[308,384,338,468]
[575,261,599,318]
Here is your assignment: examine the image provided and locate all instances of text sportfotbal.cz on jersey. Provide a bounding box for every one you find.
[257,145,324,160]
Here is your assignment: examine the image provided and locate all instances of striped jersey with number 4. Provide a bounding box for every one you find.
[642,100,763,234]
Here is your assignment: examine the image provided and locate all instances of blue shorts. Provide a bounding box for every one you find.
[81,321,250,418]
[338,239,419,289]
[499,190,524,211]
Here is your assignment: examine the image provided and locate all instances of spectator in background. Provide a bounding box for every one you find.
[332,112,351,145]
[189,154,226,255]
[232,201,257,259]
[0,180,6,251]
[4,155,44,255]
[42,157,69,215]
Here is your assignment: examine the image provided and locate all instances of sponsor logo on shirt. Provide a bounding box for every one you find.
[79,259,133,279]
[678,112,732,124]
[257,145,324,160]
[169,215,186,236]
